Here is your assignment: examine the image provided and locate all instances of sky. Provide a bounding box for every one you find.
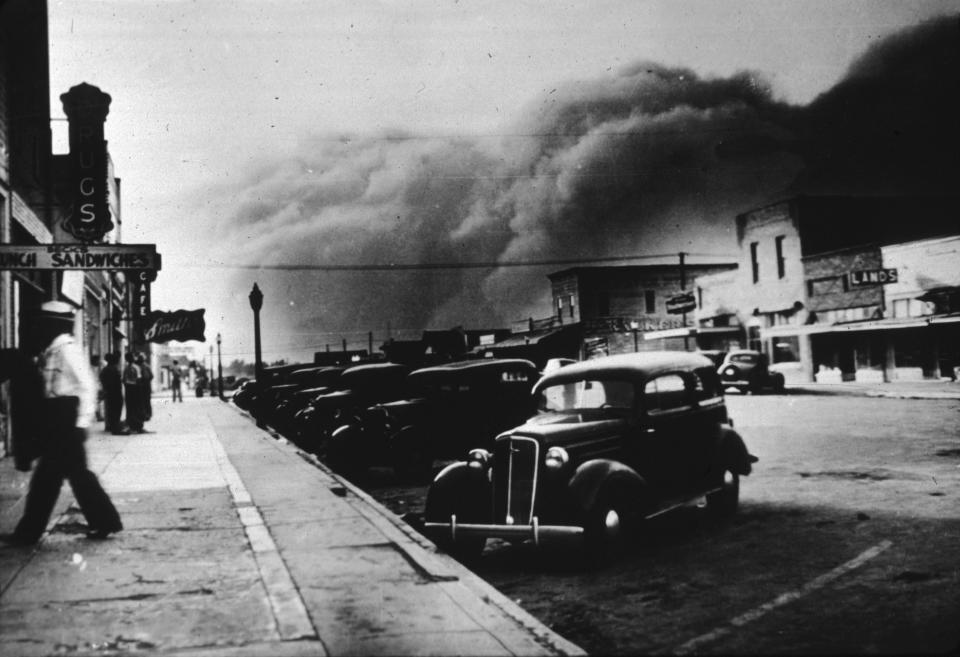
[45,0,960,364]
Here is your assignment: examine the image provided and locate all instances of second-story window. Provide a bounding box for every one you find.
[750,242,760,284]
[775,235,786,279]
[645,290,656,314]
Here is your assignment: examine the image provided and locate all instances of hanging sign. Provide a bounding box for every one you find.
[144,309,207,343]
[666,292,697,315]
[848,268,898,287]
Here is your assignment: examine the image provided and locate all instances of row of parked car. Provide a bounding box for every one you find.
[233,349,762,561]
[232,357,541,480]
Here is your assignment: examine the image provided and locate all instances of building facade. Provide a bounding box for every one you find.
[1,1,140,455]
[549,263,737,359]
[694,196,960,383]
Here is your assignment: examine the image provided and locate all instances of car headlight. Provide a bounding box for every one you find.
[544,446,569,470]
[467,448,492,471]
[724,367,737,376]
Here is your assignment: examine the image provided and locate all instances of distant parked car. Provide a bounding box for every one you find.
[718,350,785,394]
[328,358,539,480]
[423,351,757,562]
[294,362,412,457]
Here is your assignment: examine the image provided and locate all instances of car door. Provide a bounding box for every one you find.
[636,373,695,496]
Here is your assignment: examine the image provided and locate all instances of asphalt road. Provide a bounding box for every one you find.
[364,393,960,655]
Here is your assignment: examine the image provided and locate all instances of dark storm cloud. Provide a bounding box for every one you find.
[210,14,958,350]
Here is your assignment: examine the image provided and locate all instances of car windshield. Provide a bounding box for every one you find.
[729,353,759,364]
[538,379,635,413]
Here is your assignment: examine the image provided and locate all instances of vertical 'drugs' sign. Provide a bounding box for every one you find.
[60,83,114,242]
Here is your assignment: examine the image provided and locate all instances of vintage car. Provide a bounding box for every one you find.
[422,351,757,562]
[293,362,412,457]
[717,349,786,394]
[231,362,314,413]
[266,367,347,436]
[329,358,540,480]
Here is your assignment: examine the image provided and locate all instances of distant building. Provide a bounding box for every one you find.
[697,195,960,383]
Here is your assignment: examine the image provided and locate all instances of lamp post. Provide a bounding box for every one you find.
[216,333,224,400]
[208,345,214,392]
[248,283,264,383]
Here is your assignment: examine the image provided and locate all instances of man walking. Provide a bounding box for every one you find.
[170,359,183,402]
[2,301,123,546]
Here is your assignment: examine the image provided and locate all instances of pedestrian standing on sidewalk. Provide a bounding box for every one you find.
[99,352,126,434]
[1,301,123,547]
[137,352,153,422]
[170,359,183,402]
[123,352,144,433]
[90,354,105,424]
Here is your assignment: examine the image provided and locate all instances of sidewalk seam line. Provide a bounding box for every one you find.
[207,429,319,644]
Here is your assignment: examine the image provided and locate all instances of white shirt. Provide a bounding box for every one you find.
[41,333,97,429]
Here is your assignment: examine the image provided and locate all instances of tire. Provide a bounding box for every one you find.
[773,374,786,394]
[424,490,486,562]
[706,468,740,518]
[582,489,631,565]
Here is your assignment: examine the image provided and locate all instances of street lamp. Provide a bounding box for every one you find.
[630,320,639,352]
[216,332,224,400]
[248,283,264,383]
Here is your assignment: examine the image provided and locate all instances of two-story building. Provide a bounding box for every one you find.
[694,195,959,383]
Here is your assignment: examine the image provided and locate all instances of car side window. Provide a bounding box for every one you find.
[644,374,690,412]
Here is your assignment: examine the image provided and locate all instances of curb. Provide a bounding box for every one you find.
[224,402,587,657]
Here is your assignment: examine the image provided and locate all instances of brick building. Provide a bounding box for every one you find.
[694,195,960,383]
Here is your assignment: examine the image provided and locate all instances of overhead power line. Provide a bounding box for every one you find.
[196,252,736,272]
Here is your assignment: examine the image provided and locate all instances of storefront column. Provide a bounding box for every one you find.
[799,332,815,383]
[883,335,896,382]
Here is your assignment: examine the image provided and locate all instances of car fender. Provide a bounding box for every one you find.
[716,426,757,476]
[425,462,491,522]
[567,459,649,516]
[326,423,363,465]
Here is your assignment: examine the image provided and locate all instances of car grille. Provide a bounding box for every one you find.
[492,436,539,525]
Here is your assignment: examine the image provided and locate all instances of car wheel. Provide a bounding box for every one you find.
[706,468,739,518]
[773,373,786,394]
[582,489,630,564]
[423,492,486,562]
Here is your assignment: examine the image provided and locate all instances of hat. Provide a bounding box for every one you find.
[37,300,76,322]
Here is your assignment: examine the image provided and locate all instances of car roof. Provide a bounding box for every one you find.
[408,358,537,384]
[534,351,715,391]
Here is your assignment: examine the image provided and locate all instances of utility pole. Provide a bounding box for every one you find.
[680,251,689,351]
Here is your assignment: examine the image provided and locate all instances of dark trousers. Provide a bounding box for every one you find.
[14,428,122,542]
[124,384,143,430]
[104,390,123,432]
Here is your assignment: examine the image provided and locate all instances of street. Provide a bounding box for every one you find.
[366,393,960,655]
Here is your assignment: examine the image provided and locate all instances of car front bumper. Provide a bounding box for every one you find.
[423,516,584,546]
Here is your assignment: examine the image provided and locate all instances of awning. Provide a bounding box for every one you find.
[644,327,697,340]
[486,329,562,349]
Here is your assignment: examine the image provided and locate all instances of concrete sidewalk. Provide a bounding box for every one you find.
[786,379,960,400]
[0,396,585,657]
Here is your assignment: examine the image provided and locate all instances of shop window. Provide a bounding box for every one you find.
[775,235,786,279]
[750,242,759,283]
[773,336,800,363]
[747,325,762,352]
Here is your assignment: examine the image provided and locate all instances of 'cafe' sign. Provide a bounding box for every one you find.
[60,83,114,242]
